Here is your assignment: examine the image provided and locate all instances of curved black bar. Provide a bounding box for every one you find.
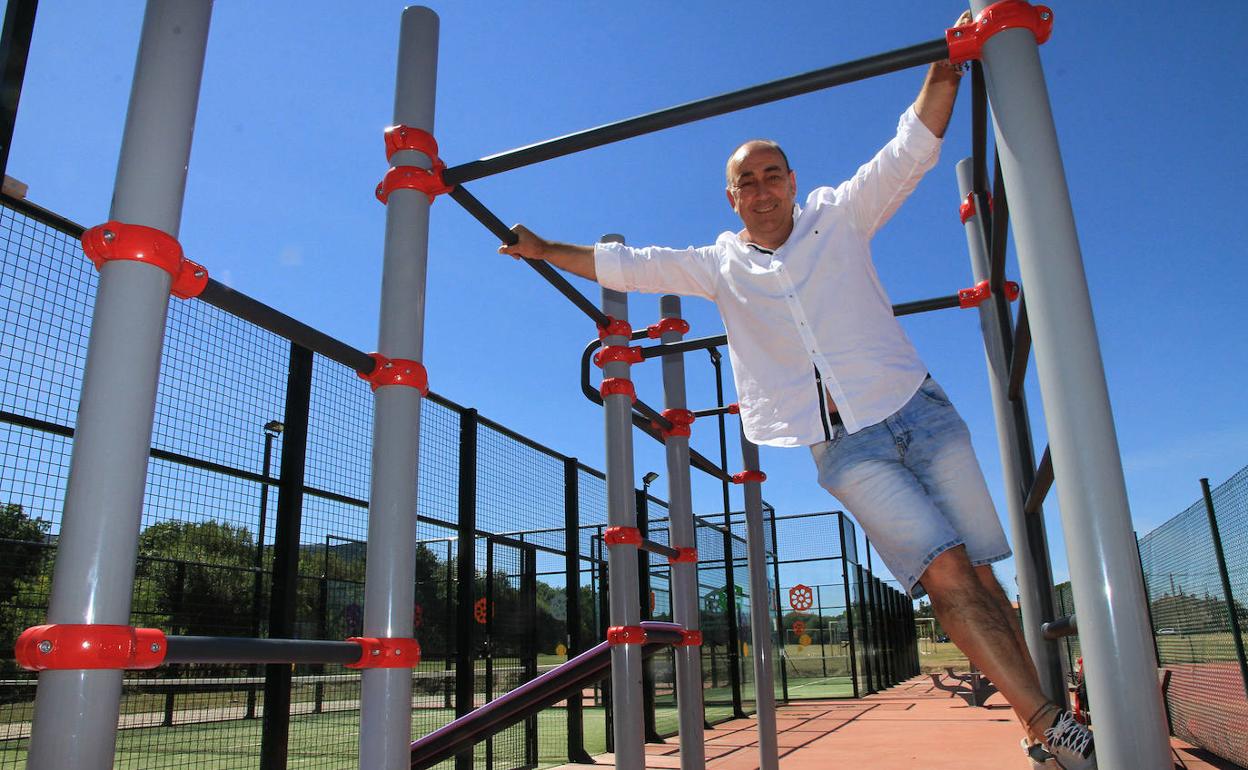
[163,636,365,666]
[199,280,376,374]
[448,185,610,328]
[638,333,728,360]
[443,39,950,186]
[410,621,685,770]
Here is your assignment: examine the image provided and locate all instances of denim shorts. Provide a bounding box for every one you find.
[809,377,1011,598]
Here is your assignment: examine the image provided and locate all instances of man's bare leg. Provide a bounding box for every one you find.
[975,564,1042,685]
[922,546,1055,741]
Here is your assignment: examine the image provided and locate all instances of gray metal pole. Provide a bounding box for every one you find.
[969,3,1170,766]
[601,254,646,770]
[656,295,706,770]
[25,3,212,768]
[955,157,1064,705]
[736,432,778,770]
[359,7,438,769]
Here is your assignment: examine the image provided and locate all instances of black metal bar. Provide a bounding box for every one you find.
[970,61,989,198]
[1201,478,1248,701]
[1008,295,1031,401]
[840,515,860,699]
[638,537,680,561]
[260,343,313,770]
[638,334,728,360]
[636,492,663,744]
[989,153,1010,295]
[163,636,364,666]
[893,294,961,317]
[1024,446,1053,515]
[1041,614,1078,641]
[563,456,592,764]
[692,405,735,419]
[769,510,788,701]
[198,279,375,373]
[448,185,610,327]
[443,39,950,185]
[0,0,37,180]
[454,408,478,770]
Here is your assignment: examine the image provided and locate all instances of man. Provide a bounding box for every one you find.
[499,16,1095,769]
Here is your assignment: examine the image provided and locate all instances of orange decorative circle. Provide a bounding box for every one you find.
[792,620,806,635]
[474,597,490,625]
[789,584,814,612]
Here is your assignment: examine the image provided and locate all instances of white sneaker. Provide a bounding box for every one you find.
[1041,710,1097,770]
[1022,737,1055,767]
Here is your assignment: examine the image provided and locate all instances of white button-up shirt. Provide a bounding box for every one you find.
[594,106,941,448]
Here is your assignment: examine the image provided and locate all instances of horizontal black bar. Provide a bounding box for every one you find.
[1024,446,1053,515]
[892,294,961,317]
[163,636,364,666]
[443,38,950,185]
[1041,614,1077,641]
[1008,295,1031,401]
[692,405,735,419]
[448,185,609,327]
[198,280,375,374]
[1,192,85,237]
[639,538,681,560]
[639,334,727,360]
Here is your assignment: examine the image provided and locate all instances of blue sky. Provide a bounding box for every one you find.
[8,1,1248,596]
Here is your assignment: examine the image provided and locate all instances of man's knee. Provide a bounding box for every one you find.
[920,545,978,597]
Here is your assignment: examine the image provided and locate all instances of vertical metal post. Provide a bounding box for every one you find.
[736,432,778,770]
[359,8,438,769]
[768,512,787,702]
[636,490,661,743]
[454,408,478,770]
[564,457,592,763]
[601,267,645,770]
[971,3,1171,765]
[816,585,828,677]
[248,424,279,720]
[260,344,313,770]
[956,157,1064,704]
[656,295,706,770]
[25,4,212,768]
[710,349,746,717]
[839,515,860,698]
[1201,479,1248,701]
[0,0,37,180]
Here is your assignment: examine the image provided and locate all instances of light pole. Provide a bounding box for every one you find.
[247,419,283,719]
[642,471,659,496]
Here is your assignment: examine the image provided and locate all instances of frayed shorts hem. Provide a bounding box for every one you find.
[904,543,1013,599]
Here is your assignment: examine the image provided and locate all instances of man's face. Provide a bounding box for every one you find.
[725,144,797,249]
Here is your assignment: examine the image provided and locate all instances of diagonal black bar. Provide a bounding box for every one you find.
[199,279,376,374]
[989,153,1010,294]
[0,0,38,181]
[448,184,610,327]
[1023,445,1053,515]
[970,62,989,199]
[1008,295,1031,401]
[638,537,681,561]
[443,39,951,185]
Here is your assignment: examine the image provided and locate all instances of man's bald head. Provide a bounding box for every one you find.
[726,139,791,184]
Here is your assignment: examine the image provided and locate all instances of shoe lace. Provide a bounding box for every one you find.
[1044,711,1093,757]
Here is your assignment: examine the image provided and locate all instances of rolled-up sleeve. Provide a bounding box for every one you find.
[594,242,719,300]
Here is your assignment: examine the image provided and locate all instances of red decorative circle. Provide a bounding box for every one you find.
[788,584,814,612]
[792,620,806,635]
[474,597,490,625]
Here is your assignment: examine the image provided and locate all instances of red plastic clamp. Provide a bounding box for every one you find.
[15,624,167,671]
[946,1,1053,65]
[604,526,642,546]
[653,408,695,439]
[376,165,454,205]
[731,470,767,485]
[357,353,429,395]
[81,221,208,300]
[383,124,441,163]
[593,345,644,368]
[600,377,636,402]
[597,316,633,340]
[727,403,741,415]
[646,317,690,339]
[668,547,698,565]
[958,279,1020,309]
[346,637,422,669]
[959,193,995,224]
[676,629,704,647]
[607,626,648,645]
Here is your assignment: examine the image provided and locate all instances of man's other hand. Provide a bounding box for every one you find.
[498,224,547,261]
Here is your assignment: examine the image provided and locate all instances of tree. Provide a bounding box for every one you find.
[135,520,256,636]
[0,503,52,667]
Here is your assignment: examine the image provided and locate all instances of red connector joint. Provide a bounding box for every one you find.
[600,377,636,403]
[357,353,429,395]
[727,403,741,415]
[81,221,208,299]
[376,165,454,205]
[732,470,767,485]
[607,626,647,645]
[676,629,704,647]
[15,624,167,671]
[946,1,1053,65]
[958,279,1021,309]
[597,316,632,340]
[346,637,422,669]
[653,408,695,439]
[959,193,995,224]
[384,125,441,163]
[668,547,698,565]
[593,345,644,368]
[646,317,690,338]
[604,526,642,546]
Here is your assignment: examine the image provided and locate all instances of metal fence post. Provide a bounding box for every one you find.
[636,490,661,743]
[1201,478,1248,701]
[454,408,478,770]
[657,295,707,770]
[24,4,212,767]
[600,275,645,770]
[564,457,592,763]
[737,432,778,770]
[970,3,1171,764]
[839,515,860,698]
[955,157,1064,705]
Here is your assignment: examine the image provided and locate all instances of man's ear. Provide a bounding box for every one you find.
[789,169,797,197]
[726,187,738,212]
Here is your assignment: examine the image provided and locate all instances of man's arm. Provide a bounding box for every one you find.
[913,10,972,138]
[498,225,597,282]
